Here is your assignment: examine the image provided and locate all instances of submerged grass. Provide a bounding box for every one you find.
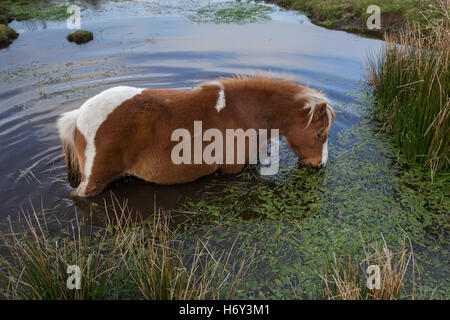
[0,197,253,299]
[367,3,449,177]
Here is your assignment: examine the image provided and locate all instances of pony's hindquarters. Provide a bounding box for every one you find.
[57,109,82,187]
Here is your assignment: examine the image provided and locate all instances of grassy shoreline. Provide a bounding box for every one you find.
[0,0,74,48]
[262,0,445,37]
[366,4,449,177]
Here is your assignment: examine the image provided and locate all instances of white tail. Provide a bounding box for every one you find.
[57,109,81,187]
[57,109,80,145]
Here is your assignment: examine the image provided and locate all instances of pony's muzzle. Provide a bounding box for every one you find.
[298,159,324,169]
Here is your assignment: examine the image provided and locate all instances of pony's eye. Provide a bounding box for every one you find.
[317,133,322,138]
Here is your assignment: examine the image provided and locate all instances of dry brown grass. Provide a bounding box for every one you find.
[322,236,415,300]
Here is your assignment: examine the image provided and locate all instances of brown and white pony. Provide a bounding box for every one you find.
[57,76,335,197]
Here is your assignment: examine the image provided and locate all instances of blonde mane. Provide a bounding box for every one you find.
[298,87,335,132]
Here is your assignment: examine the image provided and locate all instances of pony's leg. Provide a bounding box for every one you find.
[70,179,102,198]
[220,164,245,175]
[71,153,124,198]
[71,179,108,198]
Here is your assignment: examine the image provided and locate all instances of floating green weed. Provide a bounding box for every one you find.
[189,1,275,24]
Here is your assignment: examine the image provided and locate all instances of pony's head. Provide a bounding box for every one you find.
[285,88,335,168]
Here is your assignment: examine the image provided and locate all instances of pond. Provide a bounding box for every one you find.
[0,0,447,299]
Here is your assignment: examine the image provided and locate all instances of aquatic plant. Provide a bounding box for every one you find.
[190,1,275,24]
[367,3,449,177]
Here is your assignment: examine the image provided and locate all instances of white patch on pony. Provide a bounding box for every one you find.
[76,86,144,195]
[321,139,328,166]
[210,81,226,112]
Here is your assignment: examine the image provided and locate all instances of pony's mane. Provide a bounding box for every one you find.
[298,87,335,133]
[200,75,335,132]
[217,74,300,93]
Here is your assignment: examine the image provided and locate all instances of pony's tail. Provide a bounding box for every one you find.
[57,109,82,188]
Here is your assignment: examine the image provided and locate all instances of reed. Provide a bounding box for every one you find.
[366,2,449,177]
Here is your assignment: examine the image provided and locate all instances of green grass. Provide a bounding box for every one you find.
[0,15,8,25]
[263,0,446,35]
[0,24,18,48]
[367,4,449,177]
[0,0,73,22]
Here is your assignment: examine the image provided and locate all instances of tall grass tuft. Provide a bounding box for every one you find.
[120,212,252,300]
[321,236,415,300]
[0,197,252,300]
[0,209,119,299]
[366,2,449,177]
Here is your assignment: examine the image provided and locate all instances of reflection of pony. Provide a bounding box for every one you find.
[57,76,335,197]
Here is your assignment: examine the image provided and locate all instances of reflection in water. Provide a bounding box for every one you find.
[21,20,47,32]
[72,174,220,227]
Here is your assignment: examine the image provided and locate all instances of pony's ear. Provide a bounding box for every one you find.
[312,102,329,124]
[317,88,323,93]
[315,102,328,118]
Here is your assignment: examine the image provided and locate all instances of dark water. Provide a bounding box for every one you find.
[0,1,382,226]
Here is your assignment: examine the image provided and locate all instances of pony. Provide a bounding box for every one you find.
[57,76,335,197]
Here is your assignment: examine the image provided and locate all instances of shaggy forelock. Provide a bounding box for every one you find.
[296,88,335,132]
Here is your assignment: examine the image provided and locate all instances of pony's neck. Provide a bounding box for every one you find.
[223,78,303,135]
